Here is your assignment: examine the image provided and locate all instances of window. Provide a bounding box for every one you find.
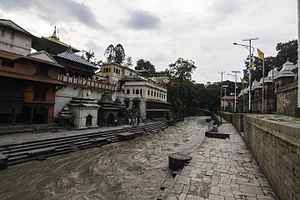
[34,87,47,101]
[133,89,135,94]
[151,91,153,96]
[136,89,139,94]
[126,89,130,94]
[154,92,156,97]
[1,58,14,68]
[148,90,150,95]
[36,67,48,76]
[140,89,142,95]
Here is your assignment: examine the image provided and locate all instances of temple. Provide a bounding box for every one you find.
[236,59,298,117]
[0,20,64,125]
[0,19,170,129]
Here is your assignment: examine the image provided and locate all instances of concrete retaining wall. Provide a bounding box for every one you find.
[242,115,300,200]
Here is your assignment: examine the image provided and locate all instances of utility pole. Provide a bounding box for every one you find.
[262,57,265,113]
[219,71,225,123]
[242,38,259,113]
[228,71,241,112]
[297,0,300,110]
[223,85,229,111]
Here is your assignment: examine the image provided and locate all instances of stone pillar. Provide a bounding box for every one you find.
[139,99,147,120]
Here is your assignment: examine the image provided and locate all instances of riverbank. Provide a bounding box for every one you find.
[0,117,208,200]
[162,122,277,200]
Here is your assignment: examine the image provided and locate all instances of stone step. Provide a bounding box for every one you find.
[1,121,168,167]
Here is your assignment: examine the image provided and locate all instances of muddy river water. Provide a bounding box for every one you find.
[0,117,208,200]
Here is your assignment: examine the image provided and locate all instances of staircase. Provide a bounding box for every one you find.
[0,121,168,167]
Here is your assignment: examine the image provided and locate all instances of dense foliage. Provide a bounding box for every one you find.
[104,44,126,64]
[244,40,298,83]
[81,49,102,65]
[134,59,156,72]
[167,80,239,117]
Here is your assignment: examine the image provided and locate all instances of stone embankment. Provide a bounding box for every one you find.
[222,112,300,200]
[162,122,276,200]
[0,121,167,168]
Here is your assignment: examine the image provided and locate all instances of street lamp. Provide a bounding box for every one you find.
[222,85,229,111]
[233,38,259,113]
[228,71,241,112]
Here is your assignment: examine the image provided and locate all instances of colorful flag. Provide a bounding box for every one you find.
[257,48,264,60]
[249,62,254,69]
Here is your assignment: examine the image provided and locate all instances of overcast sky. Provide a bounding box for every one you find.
[0,0,297,83]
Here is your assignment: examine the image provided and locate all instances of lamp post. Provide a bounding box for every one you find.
[222,85,229,111]
[233,38,259,113]
[228,71,241,112]
[219,71,225,123]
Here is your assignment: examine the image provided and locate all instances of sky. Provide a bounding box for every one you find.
[0,0,298,83]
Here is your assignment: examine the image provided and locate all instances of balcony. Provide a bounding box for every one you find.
[58,74,116,91]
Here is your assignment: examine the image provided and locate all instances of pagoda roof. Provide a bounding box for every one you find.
[32,27,79,55]
[0,49,64,69]
[251,80,262,90]
[32,36,80,55]
[275,60,296,79]
[56,50,98,69]
[0,19,32,36]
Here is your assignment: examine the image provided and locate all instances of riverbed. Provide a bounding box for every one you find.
[0,116,208,200]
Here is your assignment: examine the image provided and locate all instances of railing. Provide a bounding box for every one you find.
[58,74,116,91]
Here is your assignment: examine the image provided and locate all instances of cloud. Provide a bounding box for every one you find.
[211,0,243,17]
[1,0,105,30]
[85,40,104,59]
[124,10,161,30]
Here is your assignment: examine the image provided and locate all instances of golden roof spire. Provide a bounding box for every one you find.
[50,26,59,41]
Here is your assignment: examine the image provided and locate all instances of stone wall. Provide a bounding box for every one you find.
[242,115,300,200]
[276,82,298,117]
[221,112,232,123]
[232,113,244,132]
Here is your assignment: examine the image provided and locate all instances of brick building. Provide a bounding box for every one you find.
[0,19,64,125]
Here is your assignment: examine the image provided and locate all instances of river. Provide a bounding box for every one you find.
[0,116,208,200]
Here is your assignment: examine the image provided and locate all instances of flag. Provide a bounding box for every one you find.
[257,48,264,60]
[249,62,254,69]
[240,78,244,84]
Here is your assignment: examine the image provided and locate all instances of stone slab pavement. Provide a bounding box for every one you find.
[163,123,277,200]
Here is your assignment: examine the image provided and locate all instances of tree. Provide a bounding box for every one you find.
[81,49,102,65]
[242,39,298,83]
[168,58,197,81]
[104,44,115,62]
[275,40,298,69]
[82,50,95,62]
[135,59,156,72]
[167,58,197,117]
[125,56,133,67]
[114,44,126,64]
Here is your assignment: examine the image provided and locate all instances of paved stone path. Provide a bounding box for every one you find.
[164,123,277,200]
